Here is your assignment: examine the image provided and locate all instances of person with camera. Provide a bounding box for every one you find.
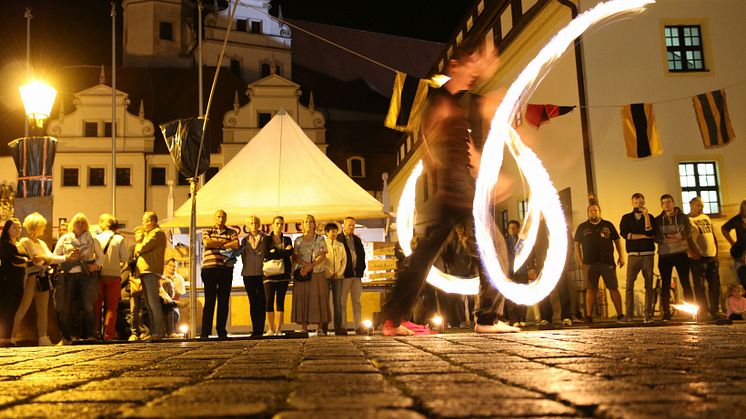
[53,213,104,344]
[619,193,656,323]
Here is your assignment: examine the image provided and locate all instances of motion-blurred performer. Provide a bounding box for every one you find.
[382,39,519,336]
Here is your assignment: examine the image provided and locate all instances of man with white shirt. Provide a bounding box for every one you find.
[687,196,724,320]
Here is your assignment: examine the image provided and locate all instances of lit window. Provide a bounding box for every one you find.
[665,25,706,72]
[678,162,720,214]
[88,167,106,186]
[517,199,528,220]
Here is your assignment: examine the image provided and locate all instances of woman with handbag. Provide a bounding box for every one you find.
[14,213,66,346]
[291,214,329,335]
[0,219,30,346]
[240,215,267,337]
[262,216,293,336]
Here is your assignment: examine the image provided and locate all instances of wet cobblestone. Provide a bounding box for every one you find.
[0,323,741,417]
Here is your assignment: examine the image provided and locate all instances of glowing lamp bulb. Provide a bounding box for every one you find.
[178,324,189,334]
[432,315,443,326]
[362,319,373,329]
[19,80,57,127]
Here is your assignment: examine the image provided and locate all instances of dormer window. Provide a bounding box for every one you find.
[347,156,365,178]
[159,21,173,41]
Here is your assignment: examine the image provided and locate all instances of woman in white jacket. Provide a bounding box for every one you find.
[16,213,67,346]
[323,222,347,335]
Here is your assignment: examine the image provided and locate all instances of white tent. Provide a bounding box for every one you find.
[166,110,387,227]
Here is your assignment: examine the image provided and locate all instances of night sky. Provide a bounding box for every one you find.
[0,0,467,149]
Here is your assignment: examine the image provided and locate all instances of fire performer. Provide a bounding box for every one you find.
[382,39,519,336]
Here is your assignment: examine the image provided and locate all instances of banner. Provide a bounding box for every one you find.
[160,118,210,179]
[525,104,575,128]
[693,90,735,148]
[8,136,57,198]
[384,72,430,132]
[621,103,663,159]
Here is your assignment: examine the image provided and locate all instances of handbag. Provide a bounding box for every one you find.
[262,259,284,276]
[293,268,312,282]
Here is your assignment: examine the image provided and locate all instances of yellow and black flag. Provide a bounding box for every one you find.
[621,103,663,159]
[385,72,430,132]
[693,90,735,148]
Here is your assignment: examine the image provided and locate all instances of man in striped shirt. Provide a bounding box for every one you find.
[200,210,239,339]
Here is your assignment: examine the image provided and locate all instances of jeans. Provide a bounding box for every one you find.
[625,255,655,318]
[243,275,266,334]
[329,278,344,329]
[539,270,573,322]
[690,256,720,315]
[129,292,147,337]
[658,252,691,316]
[341,277,362,328]
[94,276,122,339]
[59,272,99,341]
[140,273,165,338]
[201,268,232,337]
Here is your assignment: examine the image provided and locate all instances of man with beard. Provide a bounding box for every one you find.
[574,200,625,323]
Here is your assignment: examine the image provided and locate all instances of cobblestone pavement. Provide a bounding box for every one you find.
[0,323,744,418]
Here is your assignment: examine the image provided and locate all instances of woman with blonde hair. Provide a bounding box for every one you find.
[0,219,29,346]
[15,212,67,346]
[291,214,329,334]
[53,213,104,344]
[240,215,267,337]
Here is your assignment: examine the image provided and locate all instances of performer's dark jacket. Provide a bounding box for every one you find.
[619,211,656,253]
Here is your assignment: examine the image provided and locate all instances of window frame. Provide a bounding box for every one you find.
[88,167,106,187]
[347,156,366,178]
[62,167,80,187]
[236,19,248,32]
[678,161,721,215]
[84,121,98,137]
[664,24,707,73]
[150,166,167,186]
[250,20,262,34]
[159,21,174,41]
[257,112,272,128]
[115,167,132,187]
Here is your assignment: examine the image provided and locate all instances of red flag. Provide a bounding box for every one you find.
[525,104,575,128]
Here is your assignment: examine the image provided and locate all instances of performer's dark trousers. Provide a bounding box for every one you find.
[539,270,573,322]
[382,208,504,326]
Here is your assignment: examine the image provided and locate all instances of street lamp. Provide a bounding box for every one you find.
[19,80,57,128]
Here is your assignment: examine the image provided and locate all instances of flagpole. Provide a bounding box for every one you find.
[188,0,239,339]
[24,7,32,138]
[111,1,117,215]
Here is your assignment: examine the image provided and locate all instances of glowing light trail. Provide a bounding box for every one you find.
[472,0,655,305]
[395,0,654,300]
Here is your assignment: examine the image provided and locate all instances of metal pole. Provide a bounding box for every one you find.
[24,7,32,137]
[198,0,204,118]
[111,1,117,215]
[189,180,197,338]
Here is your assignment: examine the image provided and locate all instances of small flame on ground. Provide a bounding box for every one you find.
[362,319,373,329]
[672,302,699,315]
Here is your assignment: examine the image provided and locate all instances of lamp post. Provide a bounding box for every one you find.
[12,79,58,241]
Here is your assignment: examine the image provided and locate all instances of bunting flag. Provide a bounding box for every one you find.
[692,90,735,148]
[525,104,575,128]
[621,103,663,159]
[385,72,430,132]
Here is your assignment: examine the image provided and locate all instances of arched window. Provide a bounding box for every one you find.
[347,156,365,178]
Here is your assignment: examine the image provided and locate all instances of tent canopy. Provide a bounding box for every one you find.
[165,110,386,227]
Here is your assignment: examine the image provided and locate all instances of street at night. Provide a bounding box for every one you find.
[0,323,743,418]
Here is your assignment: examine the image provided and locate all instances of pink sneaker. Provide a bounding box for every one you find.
[382,320,414,336]
[402,321,436,335]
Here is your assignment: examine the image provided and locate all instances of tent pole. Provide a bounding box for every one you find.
[189,179,198,338]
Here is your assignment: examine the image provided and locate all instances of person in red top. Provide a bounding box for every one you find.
[200,210,239,339]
